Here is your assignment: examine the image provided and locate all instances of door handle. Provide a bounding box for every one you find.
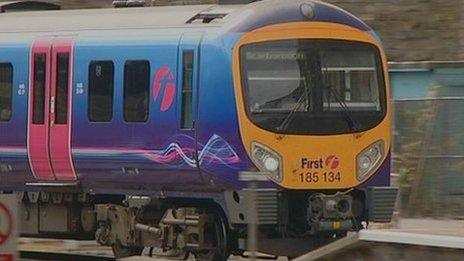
[50,96,55,114]
[50,96,55,126]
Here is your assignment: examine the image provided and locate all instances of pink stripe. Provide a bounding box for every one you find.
[0,147,27,153]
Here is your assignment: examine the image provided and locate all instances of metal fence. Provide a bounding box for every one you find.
[392,97,464,218]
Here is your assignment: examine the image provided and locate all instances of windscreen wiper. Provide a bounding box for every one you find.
[328,86,360,132]
[277,48,315,132]
[277,93,307,132]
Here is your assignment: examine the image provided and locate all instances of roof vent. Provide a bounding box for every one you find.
[218,0,260,4]
[113,0,146,8]
[186,13,227,24]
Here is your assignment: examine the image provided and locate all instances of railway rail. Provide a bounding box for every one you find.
[18,219,464,260]
[20,251,114,261]
[18,238,114,261]
[20,232,464,261]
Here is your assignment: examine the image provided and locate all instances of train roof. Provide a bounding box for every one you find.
[0,5,235,33]
[0,0,371,39]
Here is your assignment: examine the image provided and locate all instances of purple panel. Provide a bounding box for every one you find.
[228,0,371,33]
[360,153,391,188]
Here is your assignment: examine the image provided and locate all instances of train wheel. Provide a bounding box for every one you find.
[111,240,143,259]
[193,211,229,261]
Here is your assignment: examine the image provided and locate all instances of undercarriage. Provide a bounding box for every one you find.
[12,186,397,260]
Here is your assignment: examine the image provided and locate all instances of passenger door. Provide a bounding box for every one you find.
[28,36,77,182]
[178,34,201,165]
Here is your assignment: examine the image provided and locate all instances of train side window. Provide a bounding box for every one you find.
[33,54,46,124]
[55,53,69,124]
[88,61,114,122]
[0,63,13,122]
[181,50,194,129]
[124,60,150,123]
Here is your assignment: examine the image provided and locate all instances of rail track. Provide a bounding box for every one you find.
[17,219,464,260]
[20,251,114,261]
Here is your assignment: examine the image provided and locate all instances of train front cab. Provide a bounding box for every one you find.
[228,21,398,255]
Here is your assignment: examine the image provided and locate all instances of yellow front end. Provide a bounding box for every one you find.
[232,22,391,190]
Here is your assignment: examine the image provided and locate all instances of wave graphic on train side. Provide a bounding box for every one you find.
[73,134,241,169]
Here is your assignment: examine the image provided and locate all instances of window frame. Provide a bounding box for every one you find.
[55,53,70,125]
[88,60,115,123]
[32,53,46,125]
[123,60,150,123]
[239,39,387,136]
[0,62,13,123]
[180,50,194,129]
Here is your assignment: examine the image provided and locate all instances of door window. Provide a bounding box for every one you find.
[181,50,194,129]
[88,61,114,122]
[123,60,150,123]
[33,54,46,124]
[0,63,13,122]
[55,53,70,124]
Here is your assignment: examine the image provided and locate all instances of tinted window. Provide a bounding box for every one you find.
[0,63,13,122]
[33,54,46,124]
[124,60,150,123]
[55,53,69,124]
[241,40,386,135]
[181,51,194,129]
[88,61,114,122]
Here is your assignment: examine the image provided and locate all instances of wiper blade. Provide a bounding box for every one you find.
[329,87,360,132]
[277,93,306,132]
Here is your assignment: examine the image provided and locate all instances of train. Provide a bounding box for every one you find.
[0,0,398,259]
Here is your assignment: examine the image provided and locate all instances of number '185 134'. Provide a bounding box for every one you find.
[298,172,341,183]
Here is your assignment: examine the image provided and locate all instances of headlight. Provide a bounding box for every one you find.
[251,142,283,182]
[356,140,385,182]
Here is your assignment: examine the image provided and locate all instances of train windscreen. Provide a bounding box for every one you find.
[240,40,386,135]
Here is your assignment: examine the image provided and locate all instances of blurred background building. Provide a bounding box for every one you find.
[2,0,463,62]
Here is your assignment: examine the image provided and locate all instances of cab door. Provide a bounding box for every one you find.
[28,36,77,181]
[178,33,201,167]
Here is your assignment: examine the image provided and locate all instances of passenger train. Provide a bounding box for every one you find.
[0,0,397,259]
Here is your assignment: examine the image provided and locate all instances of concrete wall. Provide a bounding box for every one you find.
[324,0,464,62]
